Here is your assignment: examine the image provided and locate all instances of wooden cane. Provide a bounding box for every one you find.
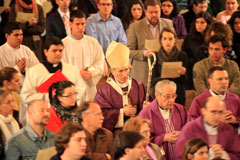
[146,53,157,102]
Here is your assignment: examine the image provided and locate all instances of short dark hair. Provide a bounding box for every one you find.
[48,81,75,107]
[4,22,21,35]
[208,66,227,78]
[144,0,161,10]
[70,10,86,22]
[161,0,179,17]
[76,101,94,123]
[55,122,84,155]
[208,34,230,48]
[44,37,63,50]
[0,67,18,87]
[114,131,145,159]
[192,0,209,5]
[182,138,208,160]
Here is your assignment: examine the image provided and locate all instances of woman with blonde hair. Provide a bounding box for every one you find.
[123,117,164,160]
[0,88,20,145]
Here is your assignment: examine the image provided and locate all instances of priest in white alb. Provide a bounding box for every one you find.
[0,22,39,80]
[62,10,104,100]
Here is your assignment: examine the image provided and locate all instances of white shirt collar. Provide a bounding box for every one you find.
[6,42,21,50]
[115,78,129,88]
[58,8,70,19]
[158,106,170,119]
[203,120,218,135]
[209,89,226,100]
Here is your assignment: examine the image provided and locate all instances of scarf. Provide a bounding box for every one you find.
[0,114,19,142]
[42,61,62,73]
[157,46,179,65]
[15,0,38,17]
[53,104,79,122]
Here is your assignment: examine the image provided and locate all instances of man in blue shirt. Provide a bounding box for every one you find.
[5,99,55,160]
[85,0,127,53]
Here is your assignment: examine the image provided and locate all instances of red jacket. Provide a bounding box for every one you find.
[45,106,67,133]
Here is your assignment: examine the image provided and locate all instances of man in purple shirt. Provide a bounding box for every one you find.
[174,96,240,160]
[189,66,240,129]
[138,80,187,160]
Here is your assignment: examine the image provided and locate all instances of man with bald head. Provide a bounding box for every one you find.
[174,97,240,160]
[5,100,55,160]
[77,101,113,160]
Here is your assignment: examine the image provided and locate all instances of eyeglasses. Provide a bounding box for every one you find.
[161,94,177,99]
[99,3,113,7]
[60,92,78,98]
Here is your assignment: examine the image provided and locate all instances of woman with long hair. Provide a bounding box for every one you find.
[121,0,144,34]
[160,0,187,38]
[228,11,240,66]
[152,27,187,105]
[182,138,208,160]
[182,11,212,89]
[0,88,20,145]
[45,80,79,133]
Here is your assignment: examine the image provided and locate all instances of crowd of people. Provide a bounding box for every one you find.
[0,0,240,159]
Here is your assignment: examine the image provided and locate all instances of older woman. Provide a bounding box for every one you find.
[123,117,164,160]
[45,81,79,133]
[0,88,20,145]
[182,138,209,160]
[152,27,187,105]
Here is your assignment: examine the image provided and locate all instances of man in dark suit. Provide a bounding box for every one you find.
[46,0,71,39]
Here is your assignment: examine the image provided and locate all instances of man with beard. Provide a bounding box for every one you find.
[94,42,146,134]
[77,101,114,160]
[139,80,187,160]
[127,0,173,86]
[189,66,240,130]
[5,100,55,160]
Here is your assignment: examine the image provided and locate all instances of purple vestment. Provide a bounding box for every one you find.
[188,88,240,125]
[138,99,188,160]
[174,116,240,160]
[94,77,146,132]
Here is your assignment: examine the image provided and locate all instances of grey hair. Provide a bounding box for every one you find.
[155,80,177,94]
